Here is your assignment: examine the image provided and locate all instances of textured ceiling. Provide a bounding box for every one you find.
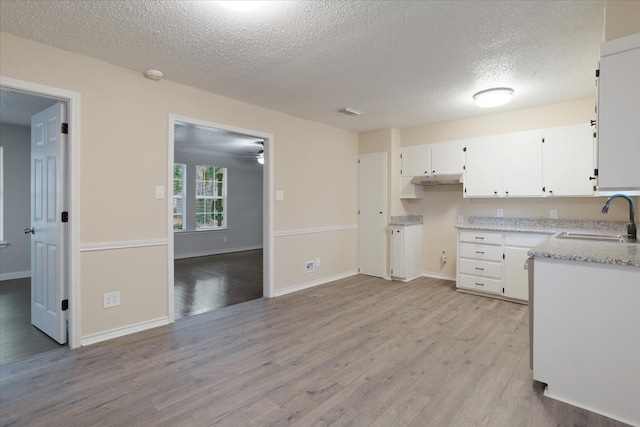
[174,122,264,157]
[0,1,605,133]
[0,89,59,126]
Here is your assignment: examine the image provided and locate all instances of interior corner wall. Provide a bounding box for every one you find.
[173,149,263,259]
[399,97,637,279]
[0,31,358,339]
[0,123,30,280]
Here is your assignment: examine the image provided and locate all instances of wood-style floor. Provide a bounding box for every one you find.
[0,278,64,366]
[0,275,627,426]
[174,250,263,320]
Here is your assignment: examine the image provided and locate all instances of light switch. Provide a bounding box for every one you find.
[155,185,164,199]
[276,190,284,201]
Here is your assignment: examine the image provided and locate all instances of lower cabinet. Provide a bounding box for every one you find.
[457,230,550,302]
[390,224,422,281]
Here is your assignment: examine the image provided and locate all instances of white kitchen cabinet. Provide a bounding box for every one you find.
[401,145,430,177]
[597,32,640,193]
[390,224,422,281]
[542,123,595,196]
[464,136,503,197]
[503,233,549,300]
[457,230,550,302]
[503,130,543,197]
[430,140,465,175]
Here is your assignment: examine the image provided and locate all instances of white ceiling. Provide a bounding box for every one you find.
[0,89,59,126]
[0,1,605,133]
[174,121,264,158]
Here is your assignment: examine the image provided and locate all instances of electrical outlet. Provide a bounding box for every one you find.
[315,257,321,267]
[103,291,121,308]
[457,215,464,224]
[305,261,315,273]
[550,209,558,219]
[497,208,504,218]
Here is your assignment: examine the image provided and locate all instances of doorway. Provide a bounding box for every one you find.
[167,115,274,322]
[0,82,80,363]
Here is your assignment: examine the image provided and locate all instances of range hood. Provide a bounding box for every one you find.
[410,174,463,186]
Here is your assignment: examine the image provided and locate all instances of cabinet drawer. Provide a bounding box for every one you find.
[459,242,503,261]
[459,231,503,245]
[458,274,502,294]
[459,259,502,278]
[504,233,550,247]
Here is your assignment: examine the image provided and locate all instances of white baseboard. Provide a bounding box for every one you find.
[0,270,31,281]
[273,270,358,297]
[422,271,456,281]
[174,245,263,260]
[80,316,169,346]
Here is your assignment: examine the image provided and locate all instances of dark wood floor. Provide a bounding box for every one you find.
[0,275,627,426]
[174,249,263,320]
[0,278,64,366]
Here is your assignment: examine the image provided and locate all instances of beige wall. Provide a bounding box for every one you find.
[0,32,358,339]
[400,98,638,278]
[605,0,640,41]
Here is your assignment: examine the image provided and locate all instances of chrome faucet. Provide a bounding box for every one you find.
[602,194,637,241]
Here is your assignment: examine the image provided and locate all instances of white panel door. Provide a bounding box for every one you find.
[464,136,503,197]
[543,123,595,196]
[30,102,67,344]
[358,153,386,278]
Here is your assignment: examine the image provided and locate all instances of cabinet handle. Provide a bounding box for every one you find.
[475,267,485,271]
[589,177,596,181]
[494,191,498,196]
[475,251,485,255]
[505,191,509,195]
[474,236,484,240]
[475,282,484,286]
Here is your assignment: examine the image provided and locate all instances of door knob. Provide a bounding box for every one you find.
[24,227,34,234]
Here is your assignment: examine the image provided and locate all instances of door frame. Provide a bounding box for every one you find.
[1,75,81,349]
[167,114,274,323]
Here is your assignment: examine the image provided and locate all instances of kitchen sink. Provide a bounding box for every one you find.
[555,232,625,243]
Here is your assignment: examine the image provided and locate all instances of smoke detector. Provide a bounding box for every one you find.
[144,69,164,81]
[338,107,362,116]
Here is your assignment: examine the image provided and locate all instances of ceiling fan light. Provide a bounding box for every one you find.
[473,87,514,108]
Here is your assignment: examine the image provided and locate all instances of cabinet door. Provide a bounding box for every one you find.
[430,140,465,175]
[543,123,595,196]
[503,130,543,197]
[464,136,503,197]
[503,246,531,301]
[598,34,640,192]
[401,145,430,177]
[390,228,404,278]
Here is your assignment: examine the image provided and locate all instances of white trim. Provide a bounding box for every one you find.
[0,76,82,350]
[80,239,168,252]
[80,316,169,346]
[273,270,358,297]
[543,387,637,427]
[174,245,263,260]
[422,271,456,281]
[168,114,275,317]
[0,270,31,281]
[274,224,358,237]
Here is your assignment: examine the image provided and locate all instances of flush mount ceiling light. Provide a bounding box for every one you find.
[473,87,514,108]
[215,1,266,12]
[143,69,164,81]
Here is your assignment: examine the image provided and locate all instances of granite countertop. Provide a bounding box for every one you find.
[457,217,640,268]
[390,215,423,226]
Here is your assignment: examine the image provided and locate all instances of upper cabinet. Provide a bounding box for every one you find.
[542,123,596,197]
[400,145,430,177]
[464,136,504,197]
[503,130,544,197]
[430,140,465,175]
[597,32,640,193]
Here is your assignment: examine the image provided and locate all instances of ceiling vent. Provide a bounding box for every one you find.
[338,107,362,116]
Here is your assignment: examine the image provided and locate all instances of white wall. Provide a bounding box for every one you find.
[0,123,30,280]
[173,148,263,259]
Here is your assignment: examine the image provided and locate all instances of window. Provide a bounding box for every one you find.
[195,165,226,229]
[172,163,186,230]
